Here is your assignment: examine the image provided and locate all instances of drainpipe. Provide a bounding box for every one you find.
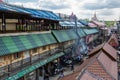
[74,15,77,33]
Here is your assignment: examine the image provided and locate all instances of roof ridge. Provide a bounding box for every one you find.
[102,43,117,61]
[89,42,105,56]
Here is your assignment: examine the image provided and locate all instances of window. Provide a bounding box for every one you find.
[14,53,20,59]
[0,57,4,62]
[32,48,37,53]
[42,46,46,50]
[24,51,30,58]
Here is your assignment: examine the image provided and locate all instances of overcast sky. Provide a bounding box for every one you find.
[6,0,120,21]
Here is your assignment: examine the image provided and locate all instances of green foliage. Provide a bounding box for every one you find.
[105,21,115,27]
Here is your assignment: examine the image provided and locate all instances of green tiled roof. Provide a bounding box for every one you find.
[0,33,56,56]
[6,52,64,80]
[83,28,98,35]
[52,30,78,42]
[77,29,86,37]
[18,36,33,49]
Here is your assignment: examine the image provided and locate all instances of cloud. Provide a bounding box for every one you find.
[38,0,70,10]
[8,0,38,3]
[10,2,40,9]
[9,0,120,20]
[83,0,120,10]
[98,9,114,16]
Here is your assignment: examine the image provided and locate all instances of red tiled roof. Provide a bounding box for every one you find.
[59,71,79,80]
[108,34,119,47]
[60,54,99,80]
[98,52,118,80]
[89,43,104,56]
[92,21,105,27]
[87,60,113,80]
[89,42,117,61]
[88,22,97,28]
[80,71,100,80]
[61,50,118,80]
[103,43,117,60]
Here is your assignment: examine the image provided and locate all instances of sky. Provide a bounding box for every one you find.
[4,0,120,21]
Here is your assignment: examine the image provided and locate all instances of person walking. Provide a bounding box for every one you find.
[58,70,64,80]
[71,61,74,71]
[44,71,49,80]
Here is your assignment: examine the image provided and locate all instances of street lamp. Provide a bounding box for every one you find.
[74,15,77,33]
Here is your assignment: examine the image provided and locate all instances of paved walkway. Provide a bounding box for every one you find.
[49,63,81,80]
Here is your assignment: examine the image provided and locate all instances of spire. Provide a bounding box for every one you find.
[69,12,76,21]
[94,12,97,18]
[91,12,98,21]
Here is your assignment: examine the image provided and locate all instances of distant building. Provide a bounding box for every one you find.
[108,33,119,47]
[56,13,70,21]
[91,12,98,21]
[89,12,105,27]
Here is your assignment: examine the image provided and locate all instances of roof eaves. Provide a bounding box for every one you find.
[89,43,105,57]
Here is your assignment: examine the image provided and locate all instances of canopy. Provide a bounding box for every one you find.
[52,30,78,42]
[0,33,56,56]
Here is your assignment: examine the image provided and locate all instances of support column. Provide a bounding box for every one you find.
[42,66,45,79]
[25,19,28,31]
[24,74,27,80]
[36,68,40,80]
[2,13,6,32]
[21,19,24,31]
[39,20,41,31]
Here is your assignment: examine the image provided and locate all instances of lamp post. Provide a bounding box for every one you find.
[103,25,106,42]
[74,15,77,33]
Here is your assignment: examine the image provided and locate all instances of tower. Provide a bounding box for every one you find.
[91,12,98,21]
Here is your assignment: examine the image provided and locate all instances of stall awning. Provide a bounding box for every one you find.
[59,21,84,27]
[77,29,86,37]
[83,28,98,35]
[79,20,88,26]
[41,10,60,20]
[0,33,56,56]
[52,30,78,42]
[0,4,18,12]
[6,52,64,80]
